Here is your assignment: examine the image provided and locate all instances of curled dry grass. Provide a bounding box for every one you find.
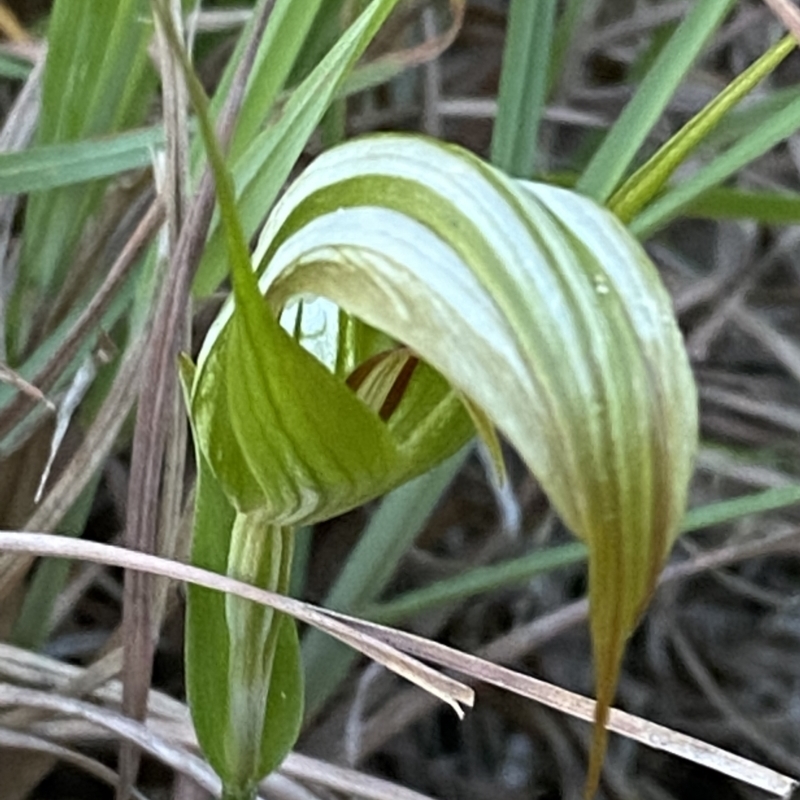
[0,531,797,798]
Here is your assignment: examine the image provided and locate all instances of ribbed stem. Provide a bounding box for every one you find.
[221,511,294,798]
[221,786,257,800]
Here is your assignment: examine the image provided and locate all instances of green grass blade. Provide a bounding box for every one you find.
[681,486,800,532]
[285,0,349,86]
[367,542,587,625]
[365,484,800,626]
[0,127,162,194]
[0,262,140,454]
[9,0,154,360]
[609,35,795,222]
[206,0,326,165]
[490,0,556,177]
[548,0,590,90]
[302,448,469,719]
[689,85,798,154]
[576,0,736,203]
[684,187,800,224]
[193,0,404,297]
[631,91,800,237]
[0,53,31,80]
[11,475,100,649]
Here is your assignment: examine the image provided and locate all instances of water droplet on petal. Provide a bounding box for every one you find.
[593,274,610,295]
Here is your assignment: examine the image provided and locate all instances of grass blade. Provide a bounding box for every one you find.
[302,448,469,719]
[490,0,556,177]
[363,484,800,638]
[367,542,586,625]
[206,0,326,164]
[0,127,162,194]
[576,0,736,203]
[684,187,800,224]
[193,0,405,297]
[9,0,154,360]
[631,91,800,237]
[609,35,796,223]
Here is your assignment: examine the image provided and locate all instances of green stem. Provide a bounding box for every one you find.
[222,511,295,799]
[221,788,258,800]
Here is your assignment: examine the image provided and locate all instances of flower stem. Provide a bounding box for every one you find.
[221,785,257,800]
[223,511,294,793]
